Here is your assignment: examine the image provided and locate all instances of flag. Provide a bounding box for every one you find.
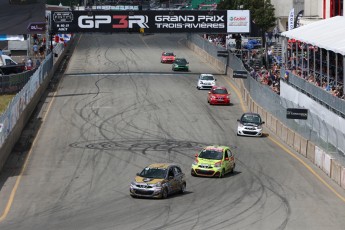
[288,8,295,31]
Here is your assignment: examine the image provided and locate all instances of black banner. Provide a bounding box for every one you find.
[51,10,228,34]
[286,108,308,120]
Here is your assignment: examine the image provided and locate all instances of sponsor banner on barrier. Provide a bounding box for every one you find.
[51,10,250,34]
[315,146,324,168]
[322,153,332,176]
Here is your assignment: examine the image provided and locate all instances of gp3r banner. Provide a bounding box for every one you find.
[50,10,250,34]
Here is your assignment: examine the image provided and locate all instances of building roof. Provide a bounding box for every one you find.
[281,16,345,55]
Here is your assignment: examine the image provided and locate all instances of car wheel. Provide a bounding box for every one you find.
[180,183,186,194]
[161,188,168,199]
[197,86,200,90]
[219,169,225,178]
[231,163,236,173]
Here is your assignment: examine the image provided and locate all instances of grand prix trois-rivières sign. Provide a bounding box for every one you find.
[50,10,250,34]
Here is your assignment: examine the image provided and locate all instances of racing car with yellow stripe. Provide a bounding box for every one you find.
[191,146,235,178]
[130,163,186,199]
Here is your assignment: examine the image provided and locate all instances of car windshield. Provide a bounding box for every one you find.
[163,53,174,56]
[174,59,187,65]
[201,75,214,80]
[139,168,167,179]
[198,150,223,160]
[212,88,228,94]
[241,114,262,124]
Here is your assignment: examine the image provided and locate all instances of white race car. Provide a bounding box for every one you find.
[237,113,265,136]
[197,74,216,90]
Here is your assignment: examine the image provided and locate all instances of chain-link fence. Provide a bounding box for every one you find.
[0,53,53,148]
[188,33,345,165]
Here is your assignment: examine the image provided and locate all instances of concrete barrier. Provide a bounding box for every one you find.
[281,124,288,143]
[331,160,342,186]
[341,167,345,189]
[315,146,324,168]
[307,141,315,163]
[300,137,308,157]
[322,153,333,176]
[265,113,271,129]
[252,102,256,113]
[271,116,277,134]
[276,121,282,140]
[293,132,302,153]
[287,128,295,147]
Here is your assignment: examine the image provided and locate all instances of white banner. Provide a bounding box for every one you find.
[227,10,250,33]
[288,8,295,30]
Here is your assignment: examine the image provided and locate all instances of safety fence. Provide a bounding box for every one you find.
[0,69,37,94]
[0,53,53,147]
[0,43,65,150]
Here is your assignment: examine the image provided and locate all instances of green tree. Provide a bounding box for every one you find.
[218,0,276,33]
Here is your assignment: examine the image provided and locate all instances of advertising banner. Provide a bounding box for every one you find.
[51,10,249,34]
[226,10,250,33]
[288,8,295,31]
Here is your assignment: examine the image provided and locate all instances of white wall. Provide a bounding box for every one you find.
[271,0,294,17]
[304,0,323,17]
[280,81,345,153]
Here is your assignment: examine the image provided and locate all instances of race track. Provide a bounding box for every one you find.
[0,33,345,230]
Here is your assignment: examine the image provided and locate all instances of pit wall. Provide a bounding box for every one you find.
[186,40,345,190]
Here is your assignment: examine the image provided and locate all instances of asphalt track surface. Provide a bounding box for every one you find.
[1,34,345,230]
[0,0,45,34]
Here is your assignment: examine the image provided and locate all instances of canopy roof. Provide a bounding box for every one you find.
[281,16,345,56]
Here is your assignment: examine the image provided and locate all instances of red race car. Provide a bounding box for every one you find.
[207,86,231,105]
[161,52,176,63]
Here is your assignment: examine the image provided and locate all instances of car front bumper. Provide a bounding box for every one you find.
[130,185,163,198]
[237,126,263,136]
[191,166,221,177]
[198,83,215,89]
[173,66,189,71]
[162,59,174,63]
[209,98,230,105]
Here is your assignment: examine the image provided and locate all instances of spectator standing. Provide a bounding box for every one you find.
[35,59,40,68]
[33,43,39,58]
[39,45,45,58]
[26,58,33,70]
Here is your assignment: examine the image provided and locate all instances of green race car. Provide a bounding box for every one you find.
[172,58,189,71]
[191,145,235,178]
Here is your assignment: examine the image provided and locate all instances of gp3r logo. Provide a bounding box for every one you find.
[78,15,149,29]
[112,15,149,28]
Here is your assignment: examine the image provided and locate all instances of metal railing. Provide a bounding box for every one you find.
[284,70,345,118]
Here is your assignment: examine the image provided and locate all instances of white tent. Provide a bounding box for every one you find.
[281,16,345,56]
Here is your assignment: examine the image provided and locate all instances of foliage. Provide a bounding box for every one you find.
[218,0,276,32]
[0,94,15,115]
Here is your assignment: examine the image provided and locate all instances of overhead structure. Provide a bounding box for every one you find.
[281,16,345,55]
[50,10,251,34]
